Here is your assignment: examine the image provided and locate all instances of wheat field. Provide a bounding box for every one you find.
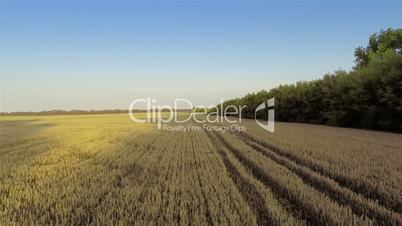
[0,114,401,225]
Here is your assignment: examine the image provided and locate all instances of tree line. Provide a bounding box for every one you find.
[219,28,402,132]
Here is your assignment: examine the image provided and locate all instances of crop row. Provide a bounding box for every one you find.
[240,136,402,225]
[210,130,374,225]
[205,130,303,225]
[237,130,402,214]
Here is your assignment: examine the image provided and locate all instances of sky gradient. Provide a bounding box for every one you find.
[1,0,401,112]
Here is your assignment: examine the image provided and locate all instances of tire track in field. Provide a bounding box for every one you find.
[212,130,372,226]
[197,129,240,224]
[157,132,183,224]
[236,131,402,214]
[78,132,167,224]
[241,137,402,225]
[75,132,166,224]
[190,132,214,226]
[118,131,164,180]
[205,131,277,226]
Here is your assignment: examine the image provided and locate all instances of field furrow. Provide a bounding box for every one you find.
[241,137,402,225]
[213,131,373,225]
[238,130,402,214]
[204,131,275,225]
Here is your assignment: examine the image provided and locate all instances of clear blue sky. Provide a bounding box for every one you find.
[1,0,401,111]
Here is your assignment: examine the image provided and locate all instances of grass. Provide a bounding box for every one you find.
[0,114,401,225]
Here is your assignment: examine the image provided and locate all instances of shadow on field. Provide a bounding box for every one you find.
[0,119,57,174]
[0,119,55,139]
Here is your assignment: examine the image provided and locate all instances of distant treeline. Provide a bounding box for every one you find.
[0,109,191,116]
[0,109,131,116]
[219,28,402,132]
